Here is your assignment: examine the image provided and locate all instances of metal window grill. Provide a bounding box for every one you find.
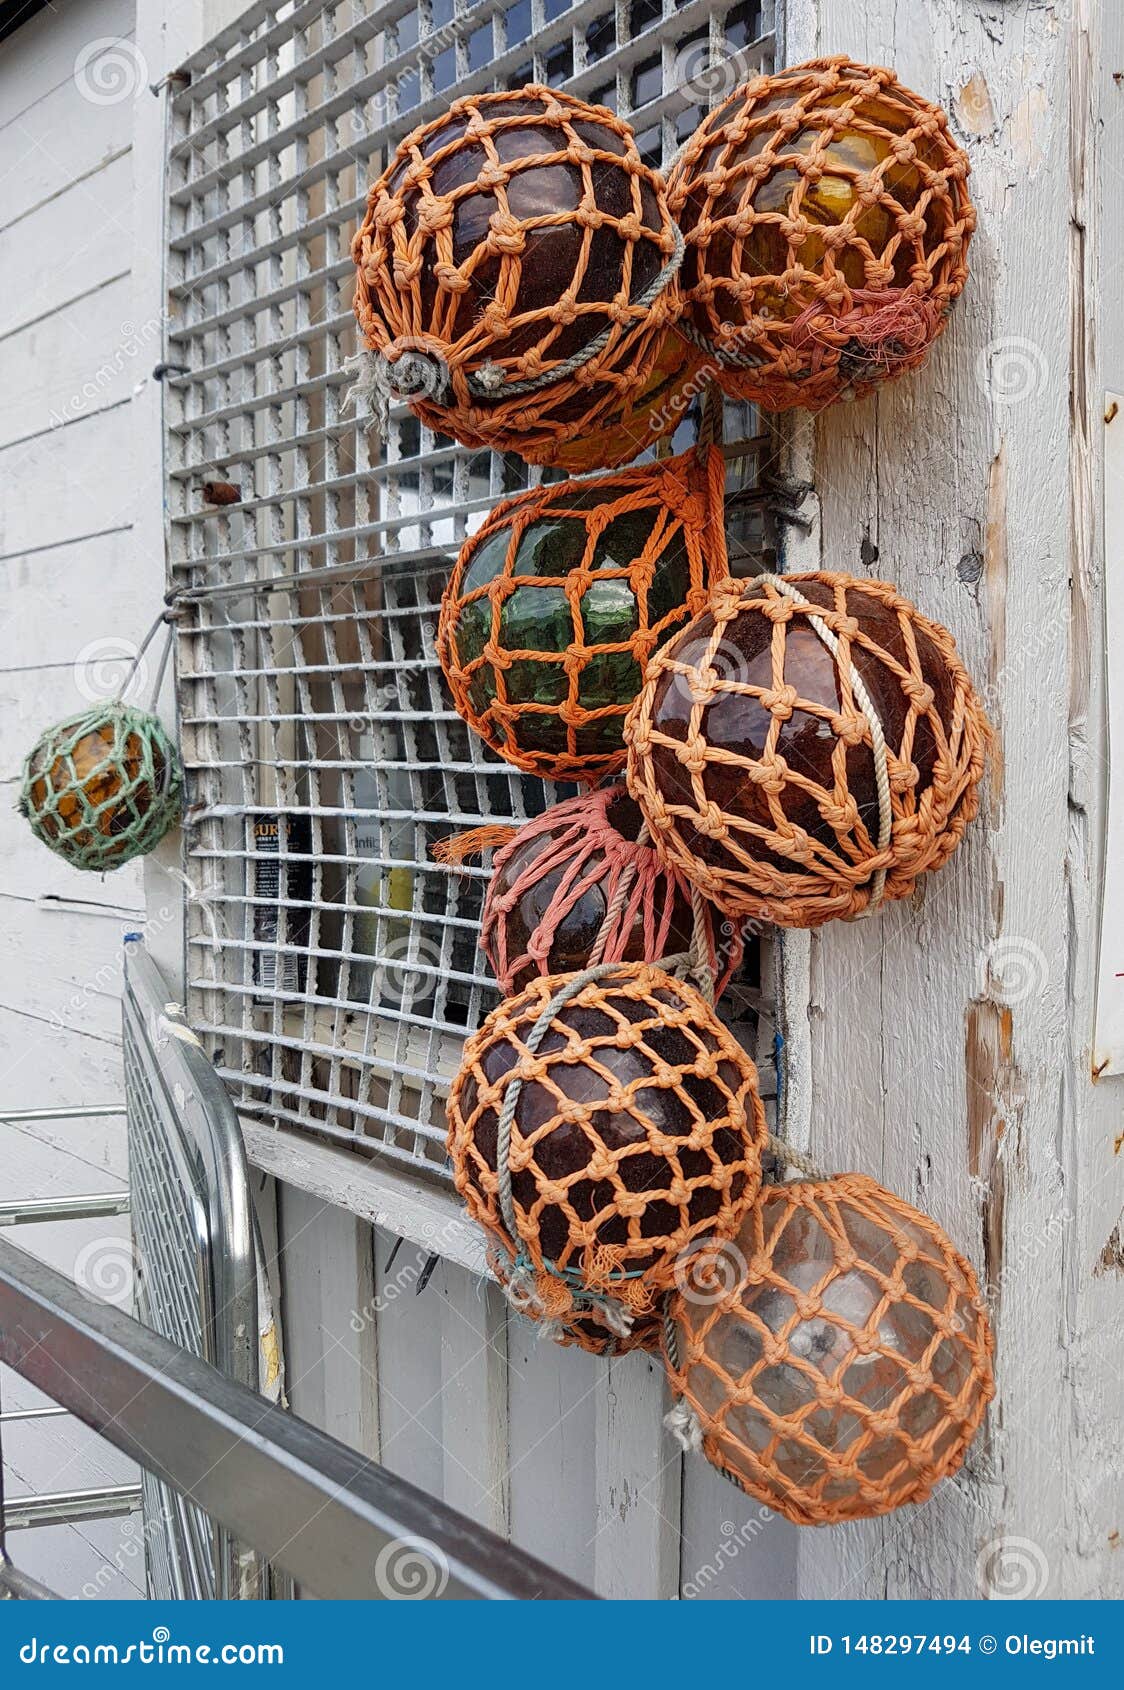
[166,0,780,1186]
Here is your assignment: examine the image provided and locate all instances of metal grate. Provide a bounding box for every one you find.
[166,0,778,1183]
[123,942,268,1600]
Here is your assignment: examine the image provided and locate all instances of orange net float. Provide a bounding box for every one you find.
[547,328,708,474]
[479,781,742,998]
[438,446,729,785]
[666,56,975,411]
[447,960,768,1334]
[662,1174,995,1525]
[625,571,989,928]
[349,86,684,465]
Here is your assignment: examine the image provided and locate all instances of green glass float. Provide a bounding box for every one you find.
[20,702,183,871]
[436,449,728,783]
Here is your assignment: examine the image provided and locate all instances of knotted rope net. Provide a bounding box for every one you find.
[666,55,975,411]
[547,328,707,474]
[438,446,728,784]
[488,1241,663,1356]
[19,703,182,872]
[447,960,767,1333]
[350,85,683,464]
[624,571,989,927]
[662,1174,995,1524]
[478,781,742,999]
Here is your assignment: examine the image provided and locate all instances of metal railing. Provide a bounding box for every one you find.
[0,1103,144,1557]
[0,1236,592,1601]
[122,937,266,1600]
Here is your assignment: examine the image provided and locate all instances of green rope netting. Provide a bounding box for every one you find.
[19,702,183,872]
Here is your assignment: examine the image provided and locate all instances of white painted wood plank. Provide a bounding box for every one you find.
[370,1227,444,1498]
[0,276,142,451]
[0,1108,127,1189]
[505,1313,600,1587]
[437,1258,509,1534]
[0,899,132,1046]
[0,149,134,341]
[0,398,134,560]
[590,1348,680,1599]
[276,1185,378,1456]
[0,0,134,125]
[1094,394,1124,1073]
[239,1117,488,1274]
[3,1518,146,1601]
[0,75,132,240]
[679,1454,799,1601]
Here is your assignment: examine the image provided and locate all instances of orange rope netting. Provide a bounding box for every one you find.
[438,446,729,785]
[479,781,741,998]
[447,960,767,1332]
[625,571,989,927]
[663,1174,995,1525]
[488,1241,663,1356]
[546,327,708,474]
[667,56,975,411]
[351,85,684,463]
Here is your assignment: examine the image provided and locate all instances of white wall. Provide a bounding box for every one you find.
[791,0,1124,1601]
[0,0,151,1598]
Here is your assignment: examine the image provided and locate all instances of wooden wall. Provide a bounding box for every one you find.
[0,0,150,1599]
[793,0,1124,1601]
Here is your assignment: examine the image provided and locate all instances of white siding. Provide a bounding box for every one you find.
[0,0,149,1599]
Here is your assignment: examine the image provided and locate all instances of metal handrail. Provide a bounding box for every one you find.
[123,940,258,1393]
[3,1485,143,1532]
[0,1194,130,1227]
[0,1236,593,1600]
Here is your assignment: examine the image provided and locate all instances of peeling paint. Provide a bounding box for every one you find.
[966,998,1021,1315]
[957,74,997,136]
[1009,82,1050,175]
[1094,1224,1124,1276]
